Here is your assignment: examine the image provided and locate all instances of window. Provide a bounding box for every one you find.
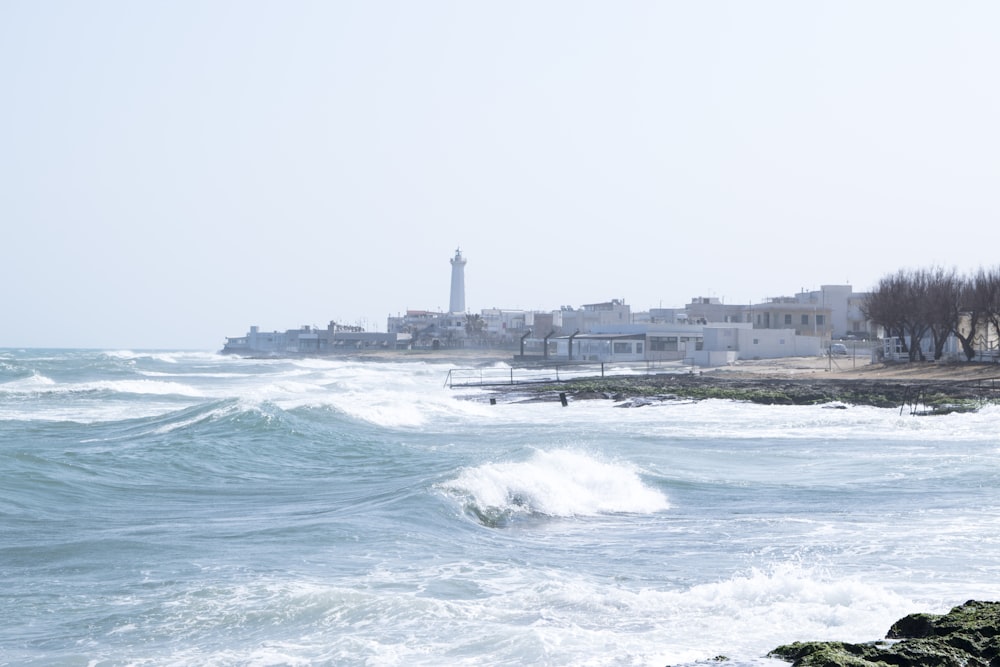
[636,342,643,354]
[801,314,809,325]
[613,342,632,354]
[816,315,825,326]
[784,314,792,325]
[650,336,678,351]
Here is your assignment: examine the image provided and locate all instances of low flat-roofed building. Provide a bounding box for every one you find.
[693,326,822,366]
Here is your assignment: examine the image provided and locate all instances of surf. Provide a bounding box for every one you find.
[440,448,670,525]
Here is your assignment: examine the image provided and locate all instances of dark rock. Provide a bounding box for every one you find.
[768,640,890,666]
[887,612,938,639]
[769,601,1000,666]
[481,373,997,410]
[573,390,612,400]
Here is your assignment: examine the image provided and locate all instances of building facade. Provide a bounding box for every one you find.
[559,299,631,333]
[222,323,407,355]
[793,285,872,338]
[752,297,833,338]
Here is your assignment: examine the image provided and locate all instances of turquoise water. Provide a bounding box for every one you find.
[2,349,999,665]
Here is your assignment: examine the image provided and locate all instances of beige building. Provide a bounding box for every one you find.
[751,297,833,338]
[685,297,750,325]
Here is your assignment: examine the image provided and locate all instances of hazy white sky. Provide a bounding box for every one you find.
[3,2,998,349]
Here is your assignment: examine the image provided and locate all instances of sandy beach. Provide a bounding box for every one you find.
[706,353,1000,383]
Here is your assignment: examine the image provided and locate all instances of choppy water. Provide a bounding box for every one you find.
[2,349,999,666]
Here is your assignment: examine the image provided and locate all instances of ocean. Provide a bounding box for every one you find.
[2,349,999,666]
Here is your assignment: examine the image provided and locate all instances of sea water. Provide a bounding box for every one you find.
[2,349,999,666]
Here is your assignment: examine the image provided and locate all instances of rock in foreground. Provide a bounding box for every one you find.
[769,600,1000,666]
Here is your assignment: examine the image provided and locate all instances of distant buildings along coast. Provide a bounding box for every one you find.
[222,247,884,365]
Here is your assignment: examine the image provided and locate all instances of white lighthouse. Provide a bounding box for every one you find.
[449,248,466,314]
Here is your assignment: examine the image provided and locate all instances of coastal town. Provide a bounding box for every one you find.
[220,248,983,367]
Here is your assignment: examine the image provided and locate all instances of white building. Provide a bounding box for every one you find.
[693,326,822,366]
[547,333,648,362]
[794,284,871,338]
[522,323,706,363]
[517,320,824,367]
[559,299,631,333]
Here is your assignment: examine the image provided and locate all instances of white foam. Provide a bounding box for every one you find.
[323,559,915,666]
[0,372,56,391]
[102,350,221,363]
[0,375,203,398]
[82,379,205,397]
[441,448,669,518]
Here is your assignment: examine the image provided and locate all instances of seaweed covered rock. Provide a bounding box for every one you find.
[769,600,1000,666]
[486,373,994,410]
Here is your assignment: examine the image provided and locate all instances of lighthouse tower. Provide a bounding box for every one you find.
[449,248,466,313]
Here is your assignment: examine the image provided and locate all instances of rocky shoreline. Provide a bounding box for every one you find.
[479,366,1000,412]
[767,600,1000,666]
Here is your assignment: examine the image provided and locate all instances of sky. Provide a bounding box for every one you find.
[2,2,999,349]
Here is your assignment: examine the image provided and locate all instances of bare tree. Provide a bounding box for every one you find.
[955,268,993,361]
[900,269,933,361]
[979,267,1000,359]
[862,270,910,354]
[922,266,961,360]
[865,265,1000,362]
[863,268,945,360]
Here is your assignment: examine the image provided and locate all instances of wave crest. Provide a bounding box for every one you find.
[441,449,669,525]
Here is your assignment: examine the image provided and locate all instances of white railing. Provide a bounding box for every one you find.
[444,360,692,388]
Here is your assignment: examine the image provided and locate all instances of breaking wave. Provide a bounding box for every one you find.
[440,448,669,525]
